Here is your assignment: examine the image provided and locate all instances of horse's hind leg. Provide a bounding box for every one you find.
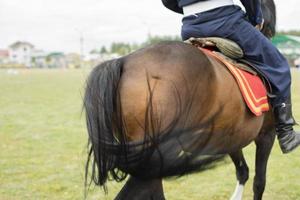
[229,150,249,200]
[114,176,165,200]
[253,130,276,200]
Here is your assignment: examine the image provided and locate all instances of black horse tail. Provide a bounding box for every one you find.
[84,58,125,191]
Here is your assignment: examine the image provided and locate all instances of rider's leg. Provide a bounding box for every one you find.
[225,9,300,154]
[181,5,300,153]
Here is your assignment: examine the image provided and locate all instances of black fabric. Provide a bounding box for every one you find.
[162,0,183,14]
[240,0,263,25]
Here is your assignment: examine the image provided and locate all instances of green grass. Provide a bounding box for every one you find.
[0,68,299,200]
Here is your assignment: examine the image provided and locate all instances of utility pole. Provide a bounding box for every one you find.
[139,19,151,39]
[75,28,84,68]
[80,32,84,63]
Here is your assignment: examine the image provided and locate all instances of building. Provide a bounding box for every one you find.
[46,52,67,68]
[8,41,34,67]
[0,49,9,64]
[272,35,300,59]
[31,50,48,68]
[65,53,81,68]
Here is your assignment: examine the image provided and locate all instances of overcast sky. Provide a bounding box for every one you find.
[0,0,299,54]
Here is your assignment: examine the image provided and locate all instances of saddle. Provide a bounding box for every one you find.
[185,37,257,74]
[185,37,271,116]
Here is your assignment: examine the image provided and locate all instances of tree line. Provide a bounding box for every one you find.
[92,31,300,56]
[92,35,181,56]
[278,30,300,36]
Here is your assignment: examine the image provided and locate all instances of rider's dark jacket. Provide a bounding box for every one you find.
[162,0,263,26]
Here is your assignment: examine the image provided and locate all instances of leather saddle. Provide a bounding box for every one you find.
[185,37,272,93]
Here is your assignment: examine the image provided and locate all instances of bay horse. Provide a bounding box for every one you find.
[84,0,277,199]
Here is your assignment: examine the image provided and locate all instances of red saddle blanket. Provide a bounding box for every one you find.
[200,48,270,116]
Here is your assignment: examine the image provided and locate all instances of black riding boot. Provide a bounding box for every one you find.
[274,99,300,154]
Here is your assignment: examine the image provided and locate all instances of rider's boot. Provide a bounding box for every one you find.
[274,97,300,154]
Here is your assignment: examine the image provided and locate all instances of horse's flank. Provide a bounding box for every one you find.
[121,41,265,151]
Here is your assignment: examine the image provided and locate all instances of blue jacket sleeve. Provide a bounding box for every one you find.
[240,0,263,26]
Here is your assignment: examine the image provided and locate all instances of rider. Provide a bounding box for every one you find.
[162,0,300,153]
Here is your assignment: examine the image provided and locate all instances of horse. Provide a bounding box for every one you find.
[84,1,277,199]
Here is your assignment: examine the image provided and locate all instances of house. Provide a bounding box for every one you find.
[65,53,81,68]
[46,52,67,68]
[31,50,48,68]
[8,41,35,67]
[0,49,9,64]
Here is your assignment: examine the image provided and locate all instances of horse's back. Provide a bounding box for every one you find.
[119,42,216,140]
[119,41,266,152]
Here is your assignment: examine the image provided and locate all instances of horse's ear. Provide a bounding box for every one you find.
[261,0,276,38]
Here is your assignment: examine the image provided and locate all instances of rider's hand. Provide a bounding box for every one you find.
[255,19,265,31]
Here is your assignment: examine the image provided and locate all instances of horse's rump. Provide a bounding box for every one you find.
[84,41,265,188]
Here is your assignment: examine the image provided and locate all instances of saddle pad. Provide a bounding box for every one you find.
[200,48,270,116]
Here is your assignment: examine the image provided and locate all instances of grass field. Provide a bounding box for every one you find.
[0,68,299,200]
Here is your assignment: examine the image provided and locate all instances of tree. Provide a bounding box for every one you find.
[142,35,181,46]
[99,35,182,56]
[100,46,108,54]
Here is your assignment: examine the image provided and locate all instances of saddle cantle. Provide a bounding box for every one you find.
[185,37,271,116]
[185,37,244,59]
[185,37,259,75]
